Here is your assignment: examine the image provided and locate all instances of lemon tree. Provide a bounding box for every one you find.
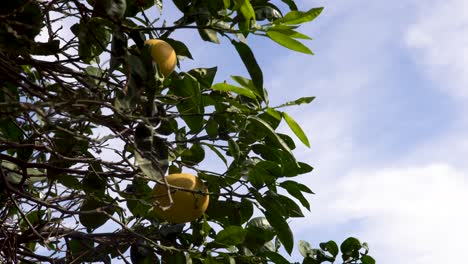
[0,0,375,264]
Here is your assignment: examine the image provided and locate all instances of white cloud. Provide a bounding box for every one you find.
[333,164,468,264]
[405,0,468,98]
[290,163,468,263]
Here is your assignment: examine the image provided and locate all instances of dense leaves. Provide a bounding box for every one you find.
[0,0,375,264]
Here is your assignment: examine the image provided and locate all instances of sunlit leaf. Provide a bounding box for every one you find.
[282,112,310,147]
[266,30,313,55]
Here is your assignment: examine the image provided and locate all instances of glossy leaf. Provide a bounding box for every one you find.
[319,240,339,257]
[280,7,324,25]
[234,0,256,30]
[267,30,313,55]
[267,26,311,39]
[279,180,312,210]
[215,226,247,245]
[361,255,376,264]
[212,82,256,99]
[282,112,310,147]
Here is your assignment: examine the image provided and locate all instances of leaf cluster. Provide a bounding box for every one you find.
[0,1,373,264]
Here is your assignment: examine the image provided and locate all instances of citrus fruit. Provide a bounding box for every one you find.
[153,173,209,224]
[144,39,177,77]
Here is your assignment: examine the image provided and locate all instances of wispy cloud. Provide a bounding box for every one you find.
[405,0,468,98]
[261,1,468,263]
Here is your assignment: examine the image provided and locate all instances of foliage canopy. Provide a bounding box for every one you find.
[0,0,375,263]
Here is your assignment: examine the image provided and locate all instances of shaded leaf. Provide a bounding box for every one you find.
[165,38,193,59]
[231,41,265,100]
[319,240,339,258]
[264,210,294,254]
[361,255,376,264]
[215,226,247,245]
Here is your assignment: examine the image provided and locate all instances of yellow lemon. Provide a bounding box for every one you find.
[144,39,177,77]
[153,173,209,224]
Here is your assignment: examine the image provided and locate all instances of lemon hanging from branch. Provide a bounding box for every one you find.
[153,173,209,224]
[144,39,177,77]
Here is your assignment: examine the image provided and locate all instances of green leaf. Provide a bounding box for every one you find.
[277,96,315,108]
[259,191,287,217]
[280,0,298,11]
[57,174,82,190]
[124,0,154,17]
[181,143,205,165]
[267,26,311,39]
[165,38,193,59]
[82,173,106,195]
[79,197,112,230]
[239,198,254,224]
[319,240,339,258]
[68,239,94,260]
[247,116,294,159]
[188,67,217,89]
[361,255,376,264]
[245,217,276,249]
[171,73,204,133]
[234,0,256,28]
[264,251,290,264]
[277,194,304,217]
[130,241,160,264]
[215,226,247,245]
[198,28,220,43]
[205,118,218,138]
[340,237,362,256]
[280,7,324,25]
[127,199,151,218]
[279,180,312,210]
[212,83,256,99]
[266,30,313,55]
[230,75,264,98]
[264,210,294,254]
[0,119,23,142]
[134,151,164,181]
[1,161,46,185]
[76,17,112,63]
[282,112,310,147]
[248,161,280,188]
[227,138,241,160]
[231,41,265,101]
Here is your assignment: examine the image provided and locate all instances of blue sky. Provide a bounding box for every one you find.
[166,0,468,263]
[35,0,468,263]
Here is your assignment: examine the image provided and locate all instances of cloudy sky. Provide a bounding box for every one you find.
[35,0,466,263]
[161,0,468,263]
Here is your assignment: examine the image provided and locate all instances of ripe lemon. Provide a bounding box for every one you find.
[153,173,209,224]
[144,39,177,77]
